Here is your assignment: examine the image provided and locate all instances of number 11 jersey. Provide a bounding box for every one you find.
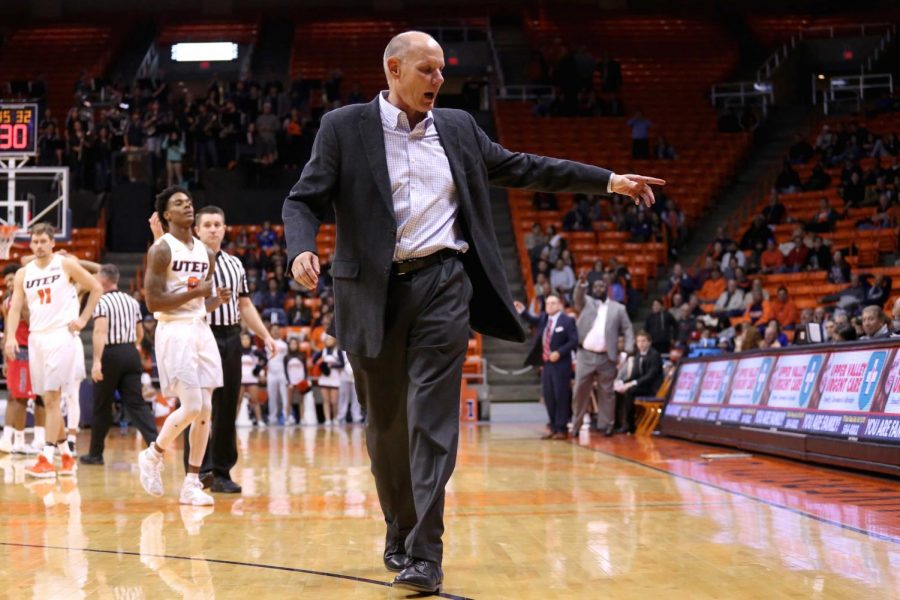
[23,254,79,333]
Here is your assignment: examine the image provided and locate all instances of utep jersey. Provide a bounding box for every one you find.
[22,254,79,333]
[154,233,211,320]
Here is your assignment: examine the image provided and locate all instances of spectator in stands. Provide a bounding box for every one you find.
[645,299,676,354]
[258,221,278,249]
[93,126,114,191]
[759,239,786,274]
[736,323,762,352]
[600,53,622,93]
[744,288,766,325]
[827,251,852,284]
[823,273,866,314]
[788,134,814,165]
[655,136,677,160]
[864,274,891,307]
[668,262,693,292]
[697,267,726,305]
[713,278,746,317]
[162,130,186,187]
[534,259,551,284]
[804,161,831,191]
[762,192,786,226]
[815,124,834,154]
[806,198,839,234]
[739,215,772,255]
[629,210,653,242]
[627,111,652,159]
[562,198,591,231]
[675,304,695,345]
[761,320,788,349]
[720,240,747,275]
[860,306,890,339]
[255,102,280,161]
[784,234,810,272]
[605,272,626,305]
[841,171,866,209]
[775,159,802,193]
[837,323,859,342]
[891,298,900,335]
[761,287,799,329]
[532,192,558,211]
[525,223,547,253]
[661,200,686,247]
[549,258,576,301]
[733,267,752,293]
[123,111,147,182]
[805,235,832,271]
[872,133,899,159]
[586,259,606,287]
[792,309,816,345]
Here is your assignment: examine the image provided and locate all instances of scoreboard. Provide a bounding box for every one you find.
[0,103,38,157]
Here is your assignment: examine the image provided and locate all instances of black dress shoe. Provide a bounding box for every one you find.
[211,477,242,493]
[604,426,615,437]
[393,559,443,593]
[613,426,631,435]
[79,454,104,465]
[199,472,215,490]
[383,547,411,573]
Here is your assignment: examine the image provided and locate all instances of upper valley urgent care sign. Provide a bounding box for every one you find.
[817,350,889,413]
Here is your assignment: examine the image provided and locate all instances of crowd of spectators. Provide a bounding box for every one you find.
[25,70,363,193]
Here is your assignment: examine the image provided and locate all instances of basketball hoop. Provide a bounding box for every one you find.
[0,225,19,260]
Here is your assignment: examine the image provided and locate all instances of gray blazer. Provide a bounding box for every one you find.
[574,282,634,361]
[283,96,614,358]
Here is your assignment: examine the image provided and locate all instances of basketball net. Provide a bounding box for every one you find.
[0,225,19,260]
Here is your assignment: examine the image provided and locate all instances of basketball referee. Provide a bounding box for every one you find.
[152,206,276,493]
[81,264,158,465]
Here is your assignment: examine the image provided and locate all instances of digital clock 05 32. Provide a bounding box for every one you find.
[0,103,38,156]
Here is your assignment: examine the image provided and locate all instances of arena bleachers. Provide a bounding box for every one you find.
[503,11,752,297]
[0,24,125,122]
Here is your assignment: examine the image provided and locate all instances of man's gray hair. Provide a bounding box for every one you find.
[99,263,120,285]
[862,305,885,322]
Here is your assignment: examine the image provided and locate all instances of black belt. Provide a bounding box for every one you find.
[392,249,460,277]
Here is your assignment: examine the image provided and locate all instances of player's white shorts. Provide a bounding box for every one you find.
[73,334,86,381]
[28,327,80,395]
[156,318,223,396]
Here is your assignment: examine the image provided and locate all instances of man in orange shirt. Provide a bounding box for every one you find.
[760,286,799,328]
[759,239,785,274]
[697,267,726,309]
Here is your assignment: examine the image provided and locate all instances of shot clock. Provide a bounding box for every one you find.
[0,103,38,156]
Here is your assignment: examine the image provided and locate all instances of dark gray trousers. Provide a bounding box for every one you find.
[348,256,472,565]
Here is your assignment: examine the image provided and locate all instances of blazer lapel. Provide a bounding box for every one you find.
[358,97,396,219]
[432,112,470,208]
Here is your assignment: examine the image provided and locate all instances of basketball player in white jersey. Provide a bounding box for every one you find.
[4,223,102,479]
[137,186,223,506]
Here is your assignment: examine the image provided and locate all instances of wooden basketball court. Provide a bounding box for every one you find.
[1,424,898,598]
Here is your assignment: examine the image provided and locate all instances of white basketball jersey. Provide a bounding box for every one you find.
[154,233,211,320]
[23,254,80,333]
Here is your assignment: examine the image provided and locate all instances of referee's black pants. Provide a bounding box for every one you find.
[183,325,242,480]
[89,344,158,457]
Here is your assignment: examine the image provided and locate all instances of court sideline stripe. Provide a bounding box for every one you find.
[574,441,900,546]
[0,541,474,600]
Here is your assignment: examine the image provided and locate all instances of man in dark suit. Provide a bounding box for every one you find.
[515,295,578,439]
[617,330,663,433]
[283,31,663,593]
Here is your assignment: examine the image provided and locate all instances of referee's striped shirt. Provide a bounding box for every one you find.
[209,250,249,327]
[93,290,142,344]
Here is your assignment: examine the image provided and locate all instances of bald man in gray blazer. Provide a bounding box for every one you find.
[572,272,634,436]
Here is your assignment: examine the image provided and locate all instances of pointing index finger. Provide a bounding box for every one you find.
[630,176,666,185]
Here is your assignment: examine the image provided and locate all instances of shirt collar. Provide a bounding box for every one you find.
[379,90,433,133]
